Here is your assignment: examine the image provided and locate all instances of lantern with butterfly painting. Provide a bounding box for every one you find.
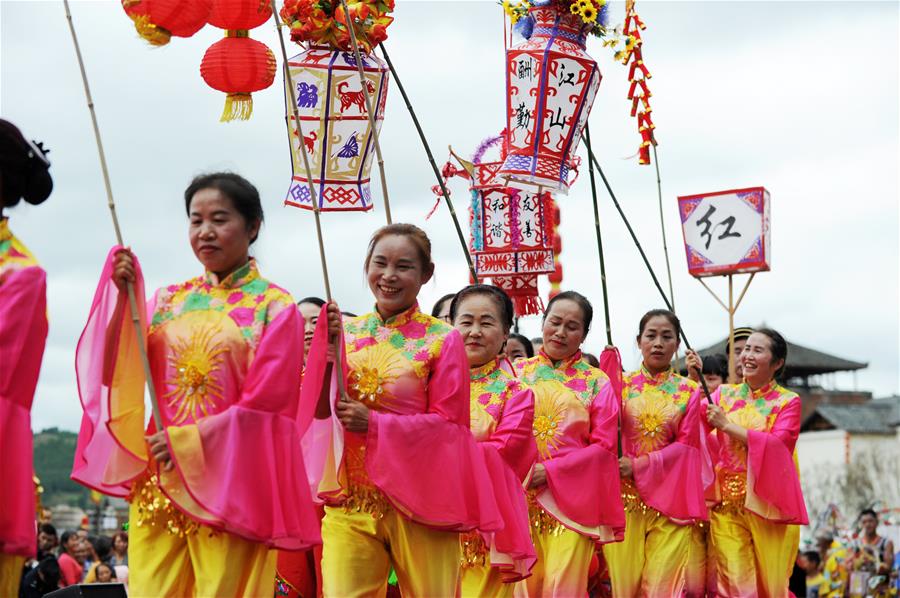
[468,158,557,316]
[281,47,389,211]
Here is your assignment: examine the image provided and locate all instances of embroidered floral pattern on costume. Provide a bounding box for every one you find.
[622,367,695,454]
[162,324,227,424]
[149,260,292,350]
[470,359,522,424]
[516,350,608,407]
[0,219,40,284]
[346,342,404,407]
[717,381,793,469]
[532,382,567,459]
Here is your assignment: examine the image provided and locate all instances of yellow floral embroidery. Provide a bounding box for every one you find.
[724,404,766,464]
[626,387,679,453]
[533,382,567,460]
[346,342,404,407]
[163,325,227,424]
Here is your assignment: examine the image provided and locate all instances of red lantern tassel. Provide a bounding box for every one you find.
[513,293,543,317]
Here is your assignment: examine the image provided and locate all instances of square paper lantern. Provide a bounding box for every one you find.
[282,47,389,211]
[470,161,556,315]
[677,186,771,277]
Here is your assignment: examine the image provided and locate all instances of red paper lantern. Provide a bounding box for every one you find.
[121,0,211,46]
[207,0,272,30]
[200,32,276,121]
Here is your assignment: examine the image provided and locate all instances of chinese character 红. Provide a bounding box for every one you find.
[695,205,742,250]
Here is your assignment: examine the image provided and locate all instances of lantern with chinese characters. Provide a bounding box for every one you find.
[469,159,557,316]
[498,0,602,194]
[677,186,771,277]
[121,0,211,46]
[282,47,389,211]
[199,0,275,121]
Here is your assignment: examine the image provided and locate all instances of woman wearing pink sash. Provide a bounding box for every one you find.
[72,173,320,597]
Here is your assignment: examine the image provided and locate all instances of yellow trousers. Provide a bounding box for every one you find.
[0,553,25,598]
[709,508,800,598]
[602,509,690,598]
[320,504,460,597]
[514,526,594,598]
[461,564,512,598]
[685,522,713,598]
[127,501,275,598]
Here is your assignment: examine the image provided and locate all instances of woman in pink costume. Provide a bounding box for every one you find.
[513,291,625,598]
[451,284,537,595]
[72,173,320,597]
[0,119,52,597]
[705,328,809,597]
[303,223,503,596]
[601,309,707,597]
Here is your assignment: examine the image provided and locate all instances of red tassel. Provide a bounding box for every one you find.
[513,294,543,317]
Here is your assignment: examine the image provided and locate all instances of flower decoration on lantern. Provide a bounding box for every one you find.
[498,0,608,195]
[442,134,561,316]
[199,0,277,122]
[611,0,655,164]
[280,0,395,53]
[121,0,212,46]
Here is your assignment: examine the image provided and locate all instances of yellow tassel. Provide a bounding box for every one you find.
[129,14,171,46]
[220,93,253,122]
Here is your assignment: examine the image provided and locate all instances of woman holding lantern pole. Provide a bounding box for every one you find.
[513,291,625,598]
[72,173,321,597]
[451,284,537,596]
[601,309,708,597]
[303,223,503,596]
[705,328,808,597]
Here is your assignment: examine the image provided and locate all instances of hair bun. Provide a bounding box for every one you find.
[0,119,53,208]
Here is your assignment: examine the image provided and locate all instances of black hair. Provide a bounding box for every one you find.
[38,523,57,536]
[754,328,788,378]
[0,119,52,208]
[583,352,600,368]
[431,293,457,318]
[298,296,325,308]
[59,530,77,554]
[860,508,878,520]
[702,354,729,379]
[507,333,534,358]
[183,172,264,244]
[93,535,112,560]
[803,550,821,566]
[36,556,61,586]
[638,309,681,339]
[95,561,117,579]
[543,291,593,334]
[449,284,514,333]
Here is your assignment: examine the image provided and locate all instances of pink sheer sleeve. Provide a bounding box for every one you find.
[366,331,503,532]
[72,247,148,497]
[745,396,808,524]
[0,265,47,557]
[163,306,322,549]
[478,386,537,581]
[482,387,536,481]
[542,382,625,540]
[632,390,708,522]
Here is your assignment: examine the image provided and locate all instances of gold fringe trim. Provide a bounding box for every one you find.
[527,493,566,536]
[341,484,391,519]
[220,93,253,122]
[460,532,488,569]
[129,14,171,46]
[713,471,747,514]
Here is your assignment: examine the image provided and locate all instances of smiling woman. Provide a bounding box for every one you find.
[71,172,321,597]
[300,224,505,596]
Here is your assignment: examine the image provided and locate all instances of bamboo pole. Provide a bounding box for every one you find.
[338,0,392,224]
[271,2,347,397]
[584,124,613,346]
[651,143,675,312]
[727,274,736,383]
[63,0,163,432]
[378,42,478,282]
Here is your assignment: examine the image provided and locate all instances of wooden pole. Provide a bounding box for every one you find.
[338,0,392,224]
[727,273,736,383]
[378,43,478,282]
[63,0,163,432]
[651,143,675,312]
[272,1,347,397]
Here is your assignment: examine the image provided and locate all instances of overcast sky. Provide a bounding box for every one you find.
[2,0,897,433]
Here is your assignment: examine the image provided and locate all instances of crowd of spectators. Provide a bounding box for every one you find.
[18,523,128,597]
